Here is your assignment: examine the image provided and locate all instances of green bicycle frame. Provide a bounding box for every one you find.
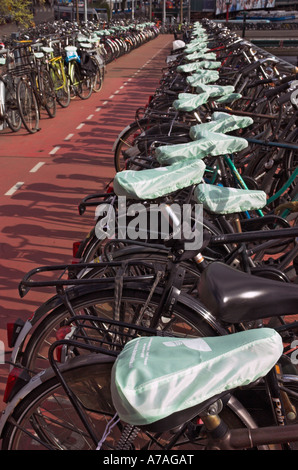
[224,154,265,217]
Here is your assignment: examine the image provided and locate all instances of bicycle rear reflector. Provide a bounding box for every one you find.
[72,241,81,259]
[7,319,25,348]
[3,367,30,403]
[55,326,72,363]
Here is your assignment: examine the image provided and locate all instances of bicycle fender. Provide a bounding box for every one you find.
[9,320,33,371]
[9,288,100,366]
[112,123,135,152]
[0,354,115,438]
[8,293,65,368]
[0,371,45,437]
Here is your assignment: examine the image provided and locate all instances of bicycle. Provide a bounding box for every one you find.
[42,39,71,109]
[15,42,57,133]
[0,50,22,132]
[64,42,93,101]
[76,35,105,93]
[2,312,298,449]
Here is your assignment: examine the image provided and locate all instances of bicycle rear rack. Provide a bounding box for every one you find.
[18,259,162,298]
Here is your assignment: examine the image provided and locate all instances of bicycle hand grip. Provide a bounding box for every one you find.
[276,89,296,106]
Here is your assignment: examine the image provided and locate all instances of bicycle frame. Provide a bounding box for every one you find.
[49,55,68,93]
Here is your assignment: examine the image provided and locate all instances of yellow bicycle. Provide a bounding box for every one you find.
[42,40,71,109]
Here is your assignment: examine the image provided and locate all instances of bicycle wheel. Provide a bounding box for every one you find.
[19,286,218,375]
[3,77,22,132]
[70,61,92,100]
[49,64,70,109]
[91,57,104,93]
[76,72,93,100]
[40,68,57,118]
[56,77,71,108]
[113,118,157,172]
[1,359,115,450]
[1,355,266,450]
[16,78,40,134]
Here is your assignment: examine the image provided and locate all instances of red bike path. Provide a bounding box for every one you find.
[0,34,173,408]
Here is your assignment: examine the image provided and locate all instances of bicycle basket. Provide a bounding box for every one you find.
[8,46,34,76]
[9,64,32,77]
[78,50,97,76]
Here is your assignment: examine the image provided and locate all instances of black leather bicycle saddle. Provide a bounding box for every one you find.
[198,262,298,323]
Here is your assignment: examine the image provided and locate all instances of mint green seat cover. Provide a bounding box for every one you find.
[196,84,235,98]
[42,46,54,54]
[195,60,221,69]
[33,52,44,59]
[113,159,206,200]
[186,51,216,62]
[194,183,267,214]
[186,70,219,86]
[173,92,210,111]
[111,329,283,426]
[185,44,208,54]
[186,45,209,54]
[177,62,203,73]
[177,61,219,74]
[155,132,248,165]
[190,112,253,140]
[173,87,238,112]
[216,92,242,103]
[185,41,208,53]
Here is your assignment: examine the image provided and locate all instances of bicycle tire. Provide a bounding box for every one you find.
[113,118,159,172]
[5,105,22,132]
[49,64,71,108]
[19,286,218,374]
[67,61,77,100]
[91,57,104,93]
[56,77,71,108]
[74,61,93,100]
[16,79,40,134]
[102,42,113,63]
[3,77,22,132]
[1,359,115,450]
[40,68,57,118]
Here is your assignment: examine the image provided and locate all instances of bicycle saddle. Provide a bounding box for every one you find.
[173,89,238,112]
[194,183,266,214]
[186,70,219,87]
[185,51,217,62]
[177,61,220,74]
[173,91,211,111]
[198,262,298,323]
[111,329,282,430]
[113,158,205,200]
[155,131,248,165]
[189,111,253,139]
